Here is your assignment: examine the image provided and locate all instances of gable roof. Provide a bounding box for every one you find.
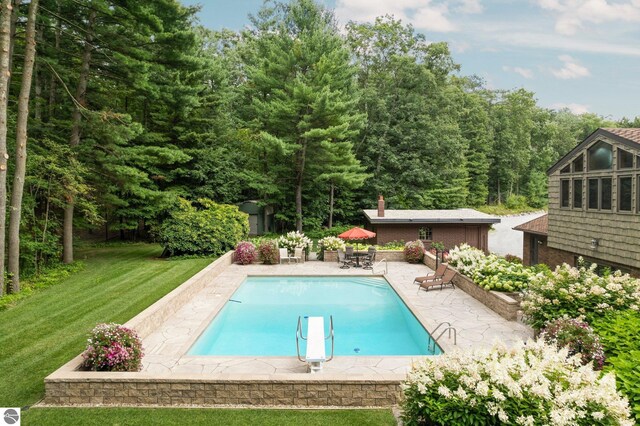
[547,127,640,175]
[512,214,548,236]
[363,208,500,224]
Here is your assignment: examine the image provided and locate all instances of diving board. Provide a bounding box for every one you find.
[296,315,335,373]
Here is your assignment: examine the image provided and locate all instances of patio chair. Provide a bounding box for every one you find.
[337,249,352,269]
[279,248,295,264]
[417,269,456,293]
[413,264,448,284]
[362,247,376,269]
[293,247,303,263]
[345,246,354,262]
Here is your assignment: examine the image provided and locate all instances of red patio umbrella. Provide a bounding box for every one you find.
[338,227,376,253]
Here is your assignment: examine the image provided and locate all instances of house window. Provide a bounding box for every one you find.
[560,164,571,174]
[572,155,583,172]
[588,177,612,210]
[619,176,632,212]
[618,149,634,169]
[573,179,582,208]
[560,179,570,208]
[418,226,432,240]
[588,140,613,170]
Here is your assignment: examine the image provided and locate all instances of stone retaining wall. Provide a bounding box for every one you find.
[323,250,404,263]
[423,252,520,321]
[127,251,234,338]
[43,376,401,407]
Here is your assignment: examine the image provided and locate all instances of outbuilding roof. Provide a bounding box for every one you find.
[512,214,548,236]
[363,208,500,224]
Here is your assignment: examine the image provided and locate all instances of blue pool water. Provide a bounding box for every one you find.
[188,276,442,356]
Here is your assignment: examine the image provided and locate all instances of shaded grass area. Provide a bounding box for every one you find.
[0,244,211,407]
[23,407,397,425]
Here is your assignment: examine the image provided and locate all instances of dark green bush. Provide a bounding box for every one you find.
[505,194,528,210]
[156,198,248,256]
[305,224,355,240]
[592,310,640,422]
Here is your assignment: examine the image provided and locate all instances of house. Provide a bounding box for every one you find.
[238,200,274,236]
[363,196,500,251]
[515,127,640,276]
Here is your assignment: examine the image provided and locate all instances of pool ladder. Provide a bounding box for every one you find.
[428,321,457,352]
[371,258,388,275]
[296,315,335,363]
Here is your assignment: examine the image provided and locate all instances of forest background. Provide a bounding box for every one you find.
[0,0,637,294]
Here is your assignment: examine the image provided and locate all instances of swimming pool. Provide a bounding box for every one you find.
[188,276,442,356]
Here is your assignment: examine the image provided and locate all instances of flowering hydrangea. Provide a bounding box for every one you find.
[277,231,312,251]
[234,241,257,265]
[81,323,143,372]
[404,240,424,263]
[522,261,640,329]
[541,317,606,370]
[448,243,534,292]
[401,339,633,426]
[318,236,346,251]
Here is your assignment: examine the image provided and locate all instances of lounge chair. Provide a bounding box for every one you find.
[337,249,352,269]
[417,269,456,293]
[293,247,303,263]
[279,248,296,264]
[414,264,447,284]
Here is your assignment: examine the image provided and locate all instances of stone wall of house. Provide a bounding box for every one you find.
[43,377,401,407]
[423,253,520,321]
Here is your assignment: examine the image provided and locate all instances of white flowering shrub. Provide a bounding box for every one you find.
[277,231,312,251]
[522,261,640,329]
[448,244,534,292]
[318,236,345,251]
[402,339,633,426]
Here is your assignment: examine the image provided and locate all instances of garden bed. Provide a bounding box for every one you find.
[323,250,404,263]
[423,252,521,321]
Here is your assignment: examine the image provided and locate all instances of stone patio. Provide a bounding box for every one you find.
[140,259,532,377]
[43,255,533,407]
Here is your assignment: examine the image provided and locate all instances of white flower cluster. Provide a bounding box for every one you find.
[402,339,633,426]
[277,231,312,251]
[318,236,346,251]
[448,243,534,292]
[522,261,640,328]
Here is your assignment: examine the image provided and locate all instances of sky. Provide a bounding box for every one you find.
[181,0,640,120]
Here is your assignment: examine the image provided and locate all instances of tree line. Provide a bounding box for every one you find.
[0,0,637,294]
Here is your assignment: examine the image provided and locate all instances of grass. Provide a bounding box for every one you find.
[0,243,211,407]
[22,407,397,425]
[0,243,396,425]
[476,204,546,216]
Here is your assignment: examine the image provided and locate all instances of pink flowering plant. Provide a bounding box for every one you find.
[81,323,143,372]
[234,241,257,265]
[257,240,279,264]
[404,240,424,263]
[541,317,606,370]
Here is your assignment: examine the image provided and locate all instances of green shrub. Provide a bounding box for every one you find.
[522,262,640,329]
[374,240,405,250]
[257,240,279,264]
[505,194,528,210]
[592,310,640,422]
[402,339,633,426]
[156,198,248,256]
[305,225,354,240]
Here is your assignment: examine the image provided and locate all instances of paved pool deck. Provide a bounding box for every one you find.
[141,259,533,377]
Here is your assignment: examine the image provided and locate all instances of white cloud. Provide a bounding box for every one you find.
[550,102,590,114]
[536,0,640,35]
[502,66,534,79]
[550,55,590,79]
[334,0,482,32]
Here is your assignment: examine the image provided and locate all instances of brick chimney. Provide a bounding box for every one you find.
[377,195,385,217]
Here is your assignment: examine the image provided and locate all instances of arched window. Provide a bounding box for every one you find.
[587,141,613,170]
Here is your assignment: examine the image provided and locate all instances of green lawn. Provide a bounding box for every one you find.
[0,243,396,425]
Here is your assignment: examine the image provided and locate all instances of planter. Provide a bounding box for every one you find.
[423,252,521,321]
